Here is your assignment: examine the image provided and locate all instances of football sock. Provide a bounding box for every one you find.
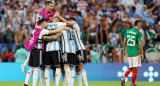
[131,68,138,85]
[55,67,61,86]
[24,69,33,85]
[71,69,75,86]
[33,69,39,86]
[45,68,50,86]
[77,71,82,86]
[64,66,71,85]
[39,69,45,86]
[62,73,67,86]
[80,69,88,86]
[52,74,55,86]
[123,68,133,79]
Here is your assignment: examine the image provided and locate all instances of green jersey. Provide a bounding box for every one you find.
[124,28,142,56]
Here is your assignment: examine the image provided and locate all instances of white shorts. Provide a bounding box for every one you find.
[128,55,141,68]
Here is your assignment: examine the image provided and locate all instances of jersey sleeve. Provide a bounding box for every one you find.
[137,31,142,41]
[41,29,49,35]
[59,22,66,27]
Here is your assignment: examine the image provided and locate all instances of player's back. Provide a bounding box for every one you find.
[125,28,142,56]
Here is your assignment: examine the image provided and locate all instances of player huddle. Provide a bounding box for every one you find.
[21,1,88,86]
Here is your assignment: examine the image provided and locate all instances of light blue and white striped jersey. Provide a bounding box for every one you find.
[73,23,86,51]
[45,22,66,52]
[61,28,76,54]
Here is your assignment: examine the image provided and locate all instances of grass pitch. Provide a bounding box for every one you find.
[0,81,160,86]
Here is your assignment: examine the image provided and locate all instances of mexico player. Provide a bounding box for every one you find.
[68,17,88,86]
[121,20,144,86]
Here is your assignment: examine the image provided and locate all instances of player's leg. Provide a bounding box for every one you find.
[121,57,133,86]
[33,67,40,86]
[70,66,75,86]
[76,66,82,86]
[24,51,33,86]
[52,67,56,86]
[21,52,31,75]
[24,68,33,86]
[53,51,62,86]
[39,68,45,86]
[131,56,139,86]
[44,52,52,86]
[61,67,67,86]
[78,50,88,86]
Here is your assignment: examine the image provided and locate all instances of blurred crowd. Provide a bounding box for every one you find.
[0,0,160,63]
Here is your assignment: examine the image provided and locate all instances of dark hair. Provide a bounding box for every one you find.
[68,17,76,21]
[37,18,45,25]
[45,1,52,5]
[8,48,12,52]
[135,20,141,26]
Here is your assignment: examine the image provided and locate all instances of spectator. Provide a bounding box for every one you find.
[89,47,99,63]
[81,26,88,45]
[14,24,29,50]
[154,21,160,42]
[106,46,119,63]
[100,15,109,44]
[12,11,21,31]
[145,25,157,45]
[75,11,83,28]
[109,27,119,47]
[24,21,32,37]
[2,48,14,62]
[77,0,88,15]
[2,25,14,52]
[87,24,98,46]
[14,47,28,63]
[86,48,91,63]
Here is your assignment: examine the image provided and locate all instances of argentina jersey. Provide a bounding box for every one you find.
[73,23,86,51]
[45,22,66,52]
[61,28,76,53]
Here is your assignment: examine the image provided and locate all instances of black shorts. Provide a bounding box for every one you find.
[73,54,77,65]
[76,50,87,64]
[44,51,61,66]
[29,48,43,67]
[61,53,74,65]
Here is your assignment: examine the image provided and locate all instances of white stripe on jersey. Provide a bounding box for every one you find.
[61,29,75,53]
[45,22,66,52]
[73,23,86,51]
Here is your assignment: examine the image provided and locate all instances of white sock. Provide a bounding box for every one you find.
[39,69,45,86]
[62,73,66,86]
[45,68,50,86]
[24,53,30,67]
[71,69,75,86]
[24,69,33,85]
[55,67,61,86]
[33,69,39,86]
[64,67,71,86]
[80,69,88,86]
[52,74,56,86]
[77,72,82,86]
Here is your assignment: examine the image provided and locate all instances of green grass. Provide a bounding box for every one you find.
[0,81,160,86]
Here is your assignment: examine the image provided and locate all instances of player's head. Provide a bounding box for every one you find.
[134,20,141,29]
[67,17,76,22]
[52,16,60,22]
[37,18,47,28]
[45,1,53,13]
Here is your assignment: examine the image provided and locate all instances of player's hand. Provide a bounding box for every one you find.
[123,51,126,57]
[54,11,60,17]
[141,54,144,60]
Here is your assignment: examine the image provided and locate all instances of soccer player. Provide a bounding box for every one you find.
[23,17,70,86]
[68,17,88,86]
[121,20,144,86]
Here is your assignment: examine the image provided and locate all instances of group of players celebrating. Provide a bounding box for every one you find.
[21,1,88,86]
[20,1,144,86]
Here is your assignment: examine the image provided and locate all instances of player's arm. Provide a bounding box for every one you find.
[54,12,67,22]
[48,26,70,35]
[44,33,62,41]
[123,38,127,57]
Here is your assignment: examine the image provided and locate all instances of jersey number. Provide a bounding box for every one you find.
[127,35,135,46]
